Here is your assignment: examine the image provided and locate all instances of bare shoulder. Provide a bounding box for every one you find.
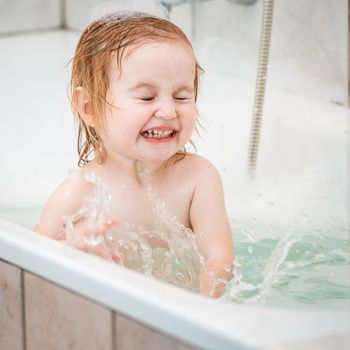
[172,153,221,182]
[33,169,95,238]
[52,171,95,205]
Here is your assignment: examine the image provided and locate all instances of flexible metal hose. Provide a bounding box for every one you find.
[247,0,274,178]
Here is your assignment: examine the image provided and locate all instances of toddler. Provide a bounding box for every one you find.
[34,11,234,298]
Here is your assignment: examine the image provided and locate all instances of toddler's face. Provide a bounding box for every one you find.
[99,40,197,165]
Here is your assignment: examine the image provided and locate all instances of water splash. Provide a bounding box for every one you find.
[61,169,350,305]
[222,225,350,307]
[251,229,299,303]
[62,168,209,293]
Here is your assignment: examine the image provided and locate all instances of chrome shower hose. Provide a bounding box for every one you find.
[247,0,274,178]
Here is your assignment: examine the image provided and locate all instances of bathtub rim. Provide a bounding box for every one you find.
[0,218,349,350]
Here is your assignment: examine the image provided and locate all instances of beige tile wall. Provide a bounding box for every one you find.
[0,260,198,350]
[24,273,113,350]
[116,314,195,350]
[0,260,24,350]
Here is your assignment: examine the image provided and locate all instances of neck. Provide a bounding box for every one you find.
[98,153,169,185]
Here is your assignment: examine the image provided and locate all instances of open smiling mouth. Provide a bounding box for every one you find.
[141,129,177,142]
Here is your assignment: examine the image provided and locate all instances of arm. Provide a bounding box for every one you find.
[33,175,120,260]
[189,157,234,298]
[33,176,92,239]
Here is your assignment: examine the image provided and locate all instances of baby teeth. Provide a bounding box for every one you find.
[142,130,174,138]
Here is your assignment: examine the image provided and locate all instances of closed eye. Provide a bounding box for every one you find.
[174,97,189,101]
[140,97,155,101]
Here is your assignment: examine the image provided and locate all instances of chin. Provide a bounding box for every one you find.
[143,150,178,164]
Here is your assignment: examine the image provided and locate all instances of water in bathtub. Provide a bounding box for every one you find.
[59,168,350,308]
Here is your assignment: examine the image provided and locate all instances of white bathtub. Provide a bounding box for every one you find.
[1,217,350,350]
[0,31,349,350]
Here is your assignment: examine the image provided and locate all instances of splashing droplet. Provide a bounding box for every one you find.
[224,263,231,272]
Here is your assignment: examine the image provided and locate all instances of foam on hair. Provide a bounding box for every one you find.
[98,11,156,24]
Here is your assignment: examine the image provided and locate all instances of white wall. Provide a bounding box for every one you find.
[193,0,348,105]
[63,0,347,105]
[0,0,61,34]
[0,0,346,104]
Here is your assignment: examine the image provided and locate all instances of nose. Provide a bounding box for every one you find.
[154,98,177,120]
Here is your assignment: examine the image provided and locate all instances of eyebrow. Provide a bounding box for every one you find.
[175,86,194,93]
[129,83,156,91]
[129,83,194,93]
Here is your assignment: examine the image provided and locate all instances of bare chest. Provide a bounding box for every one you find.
[106,181,192,229]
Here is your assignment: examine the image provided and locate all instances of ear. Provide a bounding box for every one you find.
[74,87,95,127]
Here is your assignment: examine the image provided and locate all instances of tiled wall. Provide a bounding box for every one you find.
[193,0,348,105]
[64,0,107,31]
[0,0,61,34]
[0,259,197,350]
[63,0,348,106]
[0,0,347,104]
[0,261,23,350]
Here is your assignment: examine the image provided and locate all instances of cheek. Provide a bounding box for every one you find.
[105,106,141,130]
[182,105,197,127]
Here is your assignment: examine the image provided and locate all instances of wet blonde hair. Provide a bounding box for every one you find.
[70,12,203,166]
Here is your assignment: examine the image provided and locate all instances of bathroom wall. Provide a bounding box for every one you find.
[65,0,111,31]
[0,0,347,104]
[0,0,61,34]
[193,0,348,105]
[63,0,347,105]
